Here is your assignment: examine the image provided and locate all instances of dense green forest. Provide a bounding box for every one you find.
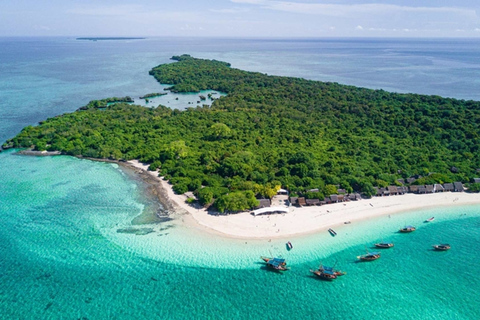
[4,55,480,212]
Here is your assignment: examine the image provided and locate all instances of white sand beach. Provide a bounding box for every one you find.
[128,160,480,239]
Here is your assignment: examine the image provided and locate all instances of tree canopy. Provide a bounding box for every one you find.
[5,54,480,212]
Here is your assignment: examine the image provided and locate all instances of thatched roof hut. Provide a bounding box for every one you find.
[454,182,464,192]
[387,186,399,195]
[409,185,420,193]
[289,197,298,206]
[443,183,454,192]
[255,199,271,208]
[298,197,306,206]
[305,199,320,206]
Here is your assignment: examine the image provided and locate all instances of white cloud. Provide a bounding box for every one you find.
[355,25,363,30]
[368,27,386,32]
[209,7,249,14]
[230,0,476,19]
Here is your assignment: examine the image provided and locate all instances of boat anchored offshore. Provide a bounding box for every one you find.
[328,228,337,236]
[310,268,336,281]
[374,242,394,248]
[399,225,416,233]
[425,217,435,222]
[310,264,345,281]
[433,244,451,251]
[357,251,381,261]
[260,256,289,271]
[322,264,346,277]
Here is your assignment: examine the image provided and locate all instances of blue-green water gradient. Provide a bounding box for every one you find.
[1,37,480,319]
[1,150,479,319]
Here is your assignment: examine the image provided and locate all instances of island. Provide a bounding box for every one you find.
[4,54,480,218]
[76,37,146,41]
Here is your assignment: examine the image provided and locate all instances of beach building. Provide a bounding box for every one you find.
[397,186,408,194]
[297,197,306,206]
[387,186,399,195]
[289,197,298,206]
[434,184,444,192]
[305,199,320,206]
[379,187,390,196]
[406,177,417,184]
[409,185,420,193]
[454,182,464,192]
[443,183,454,192]
[348,193,362,200]
[255,199,271,209]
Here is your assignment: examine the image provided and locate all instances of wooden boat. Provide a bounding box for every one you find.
[328,228,337,236]
[357,251,381,261]
[399,225,416,233]
[433,244,451,251]
[286,241,293,250]
[310,268,337,281]
[374,242,394,248]
[260,256,289,271]
[320,264,346,277]
[424,217,435,223]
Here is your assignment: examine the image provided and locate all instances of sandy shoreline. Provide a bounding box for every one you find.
[125,160,480,240]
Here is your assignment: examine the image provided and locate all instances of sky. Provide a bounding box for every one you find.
[1,0,480,38]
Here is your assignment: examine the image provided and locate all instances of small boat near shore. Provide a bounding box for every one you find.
[399,225,416,233]
[310,268,336,281]
[286,241,293,250]
[433,244,451,251]
[357,251,381,261]
[328,228,337,236]
[310,264,345,281]
[261,256,289,271]
[424,217,435,223]
[375,242,394,248]
[321,265,346,277]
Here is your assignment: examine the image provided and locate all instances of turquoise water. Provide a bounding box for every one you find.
[1,37,480,319]
[1,149,480,319]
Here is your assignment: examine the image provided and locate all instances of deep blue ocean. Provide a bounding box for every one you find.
[1,37,480,319]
